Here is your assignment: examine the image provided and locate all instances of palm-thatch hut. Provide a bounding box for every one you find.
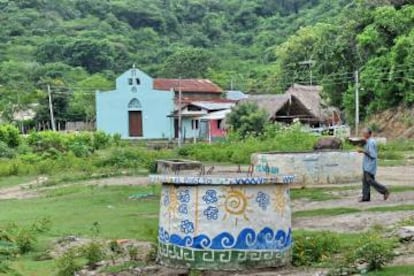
[243,84,341,127]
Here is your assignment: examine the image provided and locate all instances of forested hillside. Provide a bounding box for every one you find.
[274,0,414,123]
[0,0,413,126]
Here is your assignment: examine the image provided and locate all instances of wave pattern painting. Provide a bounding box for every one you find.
[159,227,291,250]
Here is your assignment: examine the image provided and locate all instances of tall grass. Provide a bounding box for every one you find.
[178,124,319,164]
[0,131,176,178]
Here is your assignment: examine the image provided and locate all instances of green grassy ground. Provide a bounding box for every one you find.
[294,205,414,218]
[0,185,160,240]
[294,207,360,218]
[367,265,414,275]
[293,229,361,249]
[0,184,160,275]
[290,187,341,201]
[290,185,414,202]
[0,176,36,188]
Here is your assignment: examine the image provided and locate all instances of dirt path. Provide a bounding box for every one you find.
[292,190,414,212]
[0,186,39,200]
[377,166,414,185]
[0,177,47,200]
[83,176,149,186]
[292,179,414,232]
[293,210,413,232]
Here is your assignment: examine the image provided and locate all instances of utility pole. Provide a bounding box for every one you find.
[16,88,24,133]
[354,70,360,137]
[177,78,182,148]
[299,60,315,85]
[47,85,56,131]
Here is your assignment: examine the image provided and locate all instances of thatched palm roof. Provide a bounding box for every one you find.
[240,84,340,124]
[286,84,323,119]
[241,94,290,119]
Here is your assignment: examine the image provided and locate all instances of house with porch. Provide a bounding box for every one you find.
[170,100,235,141]
[96,67,226,139]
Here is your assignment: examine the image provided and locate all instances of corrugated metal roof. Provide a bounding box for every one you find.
[226,90,249,101]
[200,109,231,121]
[181,98,235,104]
[190,101,235,111]
[153,79,223,93]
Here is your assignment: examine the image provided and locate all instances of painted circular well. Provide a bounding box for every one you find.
[152,175,293,270]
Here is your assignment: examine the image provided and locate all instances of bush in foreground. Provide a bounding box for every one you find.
[0,124,20,148]
[353,231,395,272]
[293,231,340,266]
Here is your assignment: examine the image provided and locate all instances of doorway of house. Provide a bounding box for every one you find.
[129,111,143,137]
[174,118,179,138]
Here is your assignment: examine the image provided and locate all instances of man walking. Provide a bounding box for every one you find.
[358,128,390,202]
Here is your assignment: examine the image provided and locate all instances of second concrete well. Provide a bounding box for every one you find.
[252,151,362,185]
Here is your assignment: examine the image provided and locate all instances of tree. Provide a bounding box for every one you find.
[68,74,113,122]
[64,39,115,73]
[35,36,70,64]
[227,103,268,138]
[161,47,216,78]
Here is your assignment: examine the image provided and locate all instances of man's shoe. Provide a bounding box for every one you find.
[384,191,390,201]
[358,198,370,202]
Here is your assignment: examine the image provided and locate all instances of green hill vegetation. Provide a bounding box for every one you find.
[0,0,413,125]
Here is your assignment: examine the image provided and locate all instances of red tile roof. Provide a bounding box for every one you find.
[153,78,223,93]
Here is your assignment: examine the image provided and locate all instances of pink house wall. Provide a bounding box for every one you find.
[209,120,227,138]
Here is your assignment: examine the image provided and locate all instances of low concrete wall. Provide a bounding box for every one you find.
[252,151,363,185]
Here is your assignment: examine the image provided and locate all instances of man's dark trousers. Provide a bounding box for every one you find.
[362,171,388,201]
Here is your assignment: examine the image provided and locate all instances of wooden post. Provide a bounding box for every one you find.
[178,78,182,147]
[47,85,56,131]
[355,70,360,136]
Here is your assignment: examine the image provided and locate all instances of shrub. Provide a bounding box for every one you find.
[0,124,20,148]
[0,125,21,148]
[27,131,68,153]
[97,148,140,168]
[0,141,15,159]
[112,133,122,146]
[82,241,105,268]
[353,232,395,271]
[0,239,19,260]
[97,146,174,171]
[68,142,92,158]
[379,151,404,160]
[30,217,52,233]
[379,140,414,152]
[26,131,115,158]
[108,240,122,254]
[16,142,32,155]
[0,262,14,274]
[227,102,268,138]
[293,231,340,266]
[14,228,35,254]
[67,133,94,153]
[0,218,50,257]
[56,248,82,276]
[126,245,139,261]
[93,131,111,150]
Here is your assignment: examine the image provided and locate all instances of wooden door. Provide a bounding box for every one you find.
[174,119,179,138]
[129,111,143,137]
